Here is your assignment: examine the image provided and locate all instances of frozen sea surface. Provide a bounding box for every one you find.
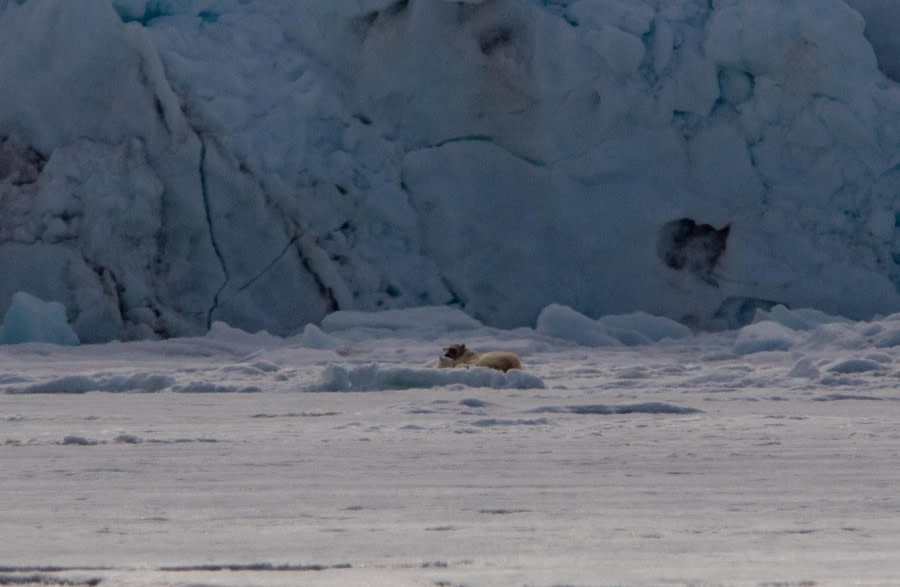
[1,307,899,585]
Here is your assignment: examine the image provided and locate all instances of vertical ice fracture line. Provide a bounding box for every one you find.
[197,133,229,329]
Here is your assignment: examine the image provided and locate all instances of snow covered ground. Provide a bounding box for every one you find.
[2,1,900,584]
[2,306,899,586]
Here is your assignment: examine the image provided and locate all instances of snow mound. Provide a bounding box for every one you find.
[0,292,79,346]
[308,362,545,392]
[8,372,174,394]
[873,323,900,348]
[787,358,820,379]
[596,312,694,345]
[205,321,282,346]
[825,358,886,374]
[733,321,800,355]
[536,304,692,347]
[752,305,852,331]
[295,324,339,350]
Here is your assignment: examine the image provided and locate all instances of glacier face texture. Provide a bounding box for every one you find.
[1,0,899,340]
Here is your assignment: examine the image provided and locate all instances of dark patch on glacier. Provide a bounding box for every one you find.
[0,137,46,186]
[658,218,730,286]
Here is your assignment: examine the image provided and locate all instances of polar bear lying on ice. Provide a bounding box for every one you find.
[435,343,522,373]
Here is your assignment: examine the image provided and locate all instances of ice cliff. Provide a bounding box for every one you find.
[0,0,898,341]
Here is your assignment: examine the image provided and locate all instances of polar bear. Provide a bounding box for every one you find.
[439,343,522,373]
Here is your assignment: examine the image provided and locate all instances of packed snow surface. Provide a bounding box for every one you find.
[1,0,900,341]
[3,0,900,582]
[1,306,899,585]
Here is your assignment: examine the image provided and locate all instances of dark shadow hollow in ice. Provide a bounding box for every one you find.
[657,218,730,286]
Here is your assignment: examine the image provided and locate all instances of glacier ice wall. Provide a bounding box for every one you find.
[0,0,899,340]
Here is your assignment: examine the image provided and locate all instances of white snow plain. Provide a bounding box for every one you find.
[1,0,900,341]
[1,306,899,586]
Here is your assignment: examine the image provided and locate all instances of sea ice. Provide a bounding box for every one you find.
[1,307,898,584]
[535,304,691,347]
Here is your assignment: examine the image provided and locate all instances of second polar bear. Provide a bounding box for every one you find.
[440,343,522,373]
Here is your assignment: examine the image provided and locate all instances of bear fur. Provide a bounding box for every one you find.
[440,343,522,373]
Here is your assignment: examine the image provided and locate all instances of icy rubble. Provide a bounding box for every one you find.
[0,0,898,343]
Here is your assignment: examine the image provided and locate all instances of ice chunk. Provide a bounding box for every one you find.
[787,358,820,379]
[584,25,646,74]
[826,358,885,374]
[0,292,79,346]
[536,305,691,347]
[706,0,874,100]
[205,321,281,346]
[753,305,851,331]
[536,304,621,347]
[596,312,693,344]
[9,372,174,394]
[844,0,900,81]
[296,324,339,349]
[873,328,900,349]
[733,321,799,355]
[308,362,545,392]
